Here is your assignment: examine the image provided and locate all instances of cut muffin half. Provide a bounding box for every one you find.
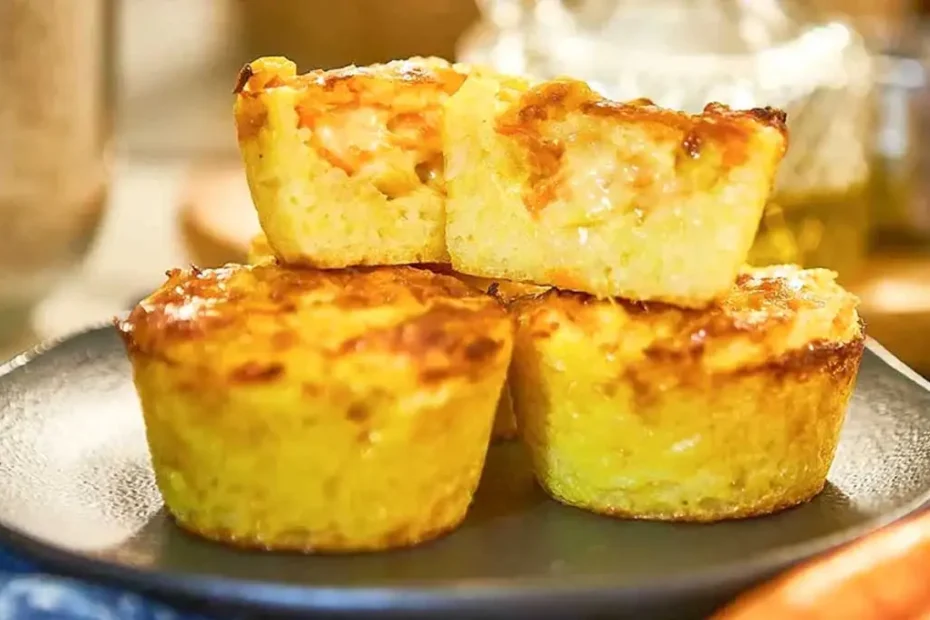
[117,263,513,552]
[509,265,864,521]
[234,56,469,268]
[443,75,788,307]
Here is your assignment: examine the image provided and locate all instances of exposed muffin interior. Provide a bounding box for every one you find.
[235,56,469,268]
[443,74,788,307]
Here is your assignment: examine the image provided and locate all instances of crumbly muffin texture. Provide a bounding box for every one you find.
[235,56,468,268]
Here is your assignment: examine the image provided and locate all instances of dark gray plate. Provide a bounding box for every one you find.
[0,327,929,620]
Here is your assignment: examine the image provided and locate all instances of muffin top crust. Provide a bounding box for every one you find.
[512,265,862,374]
[118,264,512,386]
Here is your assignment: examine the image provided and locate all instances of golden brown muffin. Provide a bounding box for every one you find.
[509,265,864,521]
[234,56,470,268]
[443,75,788,307]
[117,263,513,552]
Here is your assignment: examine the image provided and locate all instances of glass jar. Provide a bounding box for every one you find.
[0,0,114,346]
[867,29,930,247]
[458,0,876,281]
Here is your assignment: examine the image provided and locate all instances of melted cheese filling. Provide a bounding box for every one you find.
[308,106,445,199]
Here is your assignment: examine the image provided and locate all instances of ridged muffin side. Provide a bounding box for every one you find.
[509,265,864,521]
[117,264,513,551]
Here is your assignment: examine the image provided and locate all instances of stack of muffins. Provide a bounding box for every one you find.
[117,56,865,553]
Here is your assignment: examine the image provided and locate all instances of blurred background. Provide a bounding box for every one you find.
[1,0,928,376]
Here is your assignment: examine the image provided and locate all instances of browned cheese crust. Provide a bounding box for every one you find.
[512,265,863,396]
[235,57,467,192]
[508,265,864,522]
[118,264,511,388]
[494,79,788,217]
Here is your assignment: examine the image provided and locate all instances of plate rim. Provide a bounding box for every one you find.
[0,327,928,615]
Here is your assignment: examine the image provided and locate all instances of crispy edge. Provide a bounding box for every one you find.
[513,282,865,397]
[117,265,513,387]
[493,79,787,215]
